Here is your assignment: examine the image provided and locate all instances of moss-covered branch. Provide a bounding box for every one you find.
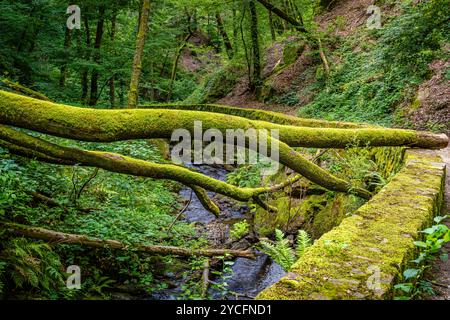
[190,185,221,217]
[0,91,447,149]
[0,124,372,201]
[0,221,255,259]
[139,103,370,129]
[0,139,74,165]
[1,79,53,102]
[0,126,257,202]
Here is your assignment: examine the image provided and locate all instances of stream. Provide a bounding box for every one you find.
[152,164,286,300]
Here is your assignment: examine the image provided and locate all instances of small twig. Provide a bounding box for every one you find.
[76,167,100,201]
[70,165,79,205]
[432,281,450,288]
[167,190,193,233]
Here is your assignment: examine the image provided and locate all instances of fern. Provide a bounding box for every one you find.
[0,238,64,296]
[259,229,296,272]
[259,229,312,272]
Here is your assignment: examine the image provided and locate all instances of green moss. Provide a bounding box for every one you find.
[141,103,370,128]
[282,42,305,66]
[257,150,445,300]
[410,98,422,111]
[1,90,446,151]
[255,196,305,236]
[184,68,239,104]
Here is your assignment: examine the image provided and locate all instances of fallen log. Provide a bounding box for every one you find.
[0,221,256,259]
[0,124,372,201]
[0,90,447,149]
[201,259,210,298]
[1,79,53,102]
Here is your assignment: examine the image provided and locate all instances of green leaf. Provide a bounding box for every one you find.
[420,227,436,235]
[413,241,427,248]
[411,253,426,264]
[434,215,448,224]
[394,283,413,293]
[394,296,412,300]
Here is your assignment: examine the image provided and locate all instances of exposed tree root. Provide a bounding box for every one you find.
[0,221,256,259]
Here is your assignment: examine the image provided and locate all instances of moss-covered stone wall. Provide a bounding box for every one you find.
[255,147,406,238]
[257,149,446,300]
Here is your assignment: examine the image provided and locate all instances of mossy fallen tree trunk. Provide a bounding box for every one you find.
[0,221,255,259]
[139,103,371,129]
[0,89,448,208]
[0,91,447,149]
[0,126,256,202]
[1,79,53,102]
[0,124,372,200]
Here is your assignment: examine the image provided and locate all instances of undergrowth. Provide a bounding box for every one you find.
[0,139,206,299]
[298,0,449,125]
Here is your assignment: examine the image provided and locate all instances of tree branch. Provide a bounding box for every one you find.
[1,91,446,149]
[0,221,255,259]
[256,0,307,33]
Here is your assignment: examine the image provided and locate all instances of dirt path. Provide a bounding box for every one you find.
[430,146,450,300]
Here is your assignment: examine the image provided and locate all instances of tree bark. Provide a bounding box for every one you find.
[215,12,233,59]
[109,12,117,108]
[1,79,52,101]
[140,103,369,128]
[269,11,276,41]
[1,91,447,150]
[256,0,307,33]
[249,0,262,98]
[128,0,151,109]
[167,33,192,102]
[0,221,255,259]
[59,28,72,88]
[81,16,91,104]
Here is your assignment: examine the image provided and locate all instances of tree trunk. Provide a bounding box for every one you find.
[119,78,125,106]
[1,79,52,102]
[89,6,106,106]
[269,11,276,41]
[128,0,151,109]
[167,33,192,102]
[288,0,304,26]
[232,3,238,54]
[81,16,91,104]
[2,91,448,205]
[109,12,117,108]
[215,12,233,59]
[0,221,255,259]
[249,0,262,98]
[59,27,72,88]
